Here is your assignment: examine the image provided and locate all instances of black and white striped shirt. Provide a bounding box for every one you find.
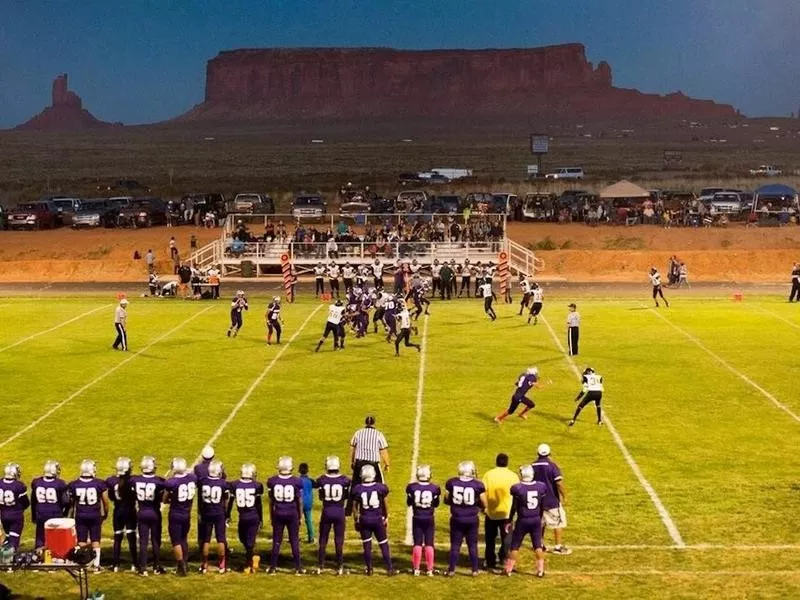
[350,427,388,462]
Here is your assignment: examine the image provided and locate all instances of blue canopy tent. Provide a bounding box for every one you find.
[752,183,799,225]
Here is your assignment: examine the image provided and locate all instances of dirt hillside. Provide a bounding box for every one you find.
[0,224,797,282]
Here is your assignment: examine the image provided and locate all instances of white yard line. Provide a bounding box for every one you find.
[192,305,322,465]
[749,303,800,331]
[545,570,800,577]
[540,314,685,548]
[0,304,113,353]
[404,314,430,546]
[649,309,800,424]
[0,306,215,451]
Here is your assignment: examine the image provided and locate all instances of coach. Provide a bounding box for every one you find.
[482,453,518,570]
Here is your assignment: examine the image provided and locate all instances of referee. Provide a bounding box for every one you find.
[567,303,580,356]
[346,415,390,515]
[112,298,129,351]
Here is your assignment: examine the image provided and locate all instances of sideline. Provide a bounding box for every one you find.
[749,303,800,331]
[0,306,216,450]
[0,304,113,353]
[403,315,430,546]
[192,304,323,464]
[648,309,800,424]
[540,314,685,548]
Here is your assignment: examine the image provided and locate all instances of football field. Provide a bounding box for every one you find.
[0,290,799,599]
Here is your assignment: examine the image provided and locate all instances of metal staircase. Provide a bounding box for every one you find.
[506,238,544,277]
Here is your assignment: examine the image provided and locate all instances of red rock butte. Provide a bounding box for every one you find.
[15,74,120,131]
[177,44,738,123]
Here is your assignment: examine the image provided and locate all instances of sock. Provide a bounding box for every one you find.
[379,542,392,571]
[496,411,509,421]
[364,541,373,570]
[536,557,545,573]
[424,546,434,571]
[504,558,516,573]
[411,546,422,570]
[94,548,101,567]
[112,533,122,565]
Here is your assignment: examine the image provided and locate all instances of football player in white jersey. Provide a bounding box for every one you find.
[315,300,347,352]
[568,367,604,426]
[518,275,532,316]
[527,283,544,325]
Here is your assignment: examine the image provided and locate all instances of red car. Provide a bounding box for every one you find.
[7,201,59,230]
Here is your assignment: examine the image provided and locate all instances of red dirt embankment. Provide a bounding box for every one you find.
[0,224,797,282]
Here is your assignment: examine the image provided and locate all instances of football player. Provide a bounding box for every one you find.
[227,290,249,337]
[163,457,197,576]
[495,367,541,424]
[227,463,264,573]
[395,300,422,357]
[131,456,166,576]
[406,464,441,576]
[351,464,394,576]
[315,300,346,352]
[68,459,109,570]
[444,461,487,576]
[198,460,229,574]
[315,456,351,575]
[194,446,225,557]
[267,457,304,574]
[527,282,544,325]
[31,460,69,551]
[569,367,604,426]
[266,297,283,345]
[0,463,29,551]
[649,267,669,308]
[105,457,138,572]
[503,465,547,577]
[518,275,532,316]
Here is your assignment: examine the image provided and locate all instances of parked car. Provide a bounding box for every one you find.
[522,193,557,221]
[118,197,167,228]
[702,191,753,219]
[545,167,585,180]
[7,200,59,230]
[398,172,424,186]
[71,199,122,229]
[749,165,782,177]
[465,192,494,213]
[394,190,428,213]
[181,193,227,223]
[430,194,462,214]
[490,193,517,215]
[230,193,274,215]
[98,179,151,193]
[50,197,82,226]
[291,194,327,220]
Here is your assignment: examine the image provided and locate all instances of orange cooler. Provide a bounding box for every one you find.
[44,518,77,559]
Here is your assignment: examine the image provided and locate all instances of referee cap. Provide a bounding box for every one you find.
[537,443,551,457]
[364,415,376,427]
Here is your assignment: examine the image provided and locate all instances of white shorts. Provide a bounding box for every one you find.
[543,505,567,528]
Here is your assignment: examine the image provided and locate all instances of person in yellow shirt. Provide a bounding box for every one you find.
[482,453,519,570]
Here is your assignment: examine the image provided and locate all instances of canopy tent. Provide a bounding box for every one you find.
[599,180,650,199]
[754,183,798,200]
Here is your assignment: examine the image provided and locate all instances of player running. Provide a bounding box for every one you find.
[315,300,346,352]
[527,283,544,325]
[495,367,543,424]
[395,301,422,357]
[266,297,283,345]
[569,367,604,426]
[480,279,497,321]
[227,290,249,337]
[649,267,669,307]
[315,456,351,575]
[406,464,441,576]
[518,275,532,316]
[503,465,547,578]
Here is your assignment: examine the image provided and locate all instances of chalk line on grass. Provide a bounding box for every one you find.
[404,314,430,546]
[193,304,322,465]
[749,303,800,331]
[0,306,215,451]
[540,314,686,548]
[649,309,800,424]
[0,304,112,353]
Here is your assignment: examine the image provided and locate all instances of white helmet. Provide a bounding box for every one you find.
[171,457,188,476]
[457,461,476,479]
[416,464,432,482]
[140,456,156,475]
[537,443,551,457]
[43,460,61,478]
[119,298,129,306]
[360,464,376,483]
[241,463,257,480]
[277,456,293,475]
[201,446,215,460]
[3,463,21,480]
[115,457,132,476]
[526,366,539,377]
[208,460,224,478]
[272,296,281,303]
[80,459,97,478]
[325,456,341,473]
[519,465,535,483]
[237,290,245,297]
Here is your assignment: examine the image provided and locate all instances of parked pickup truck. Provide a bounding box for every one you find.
[749,165,782,177]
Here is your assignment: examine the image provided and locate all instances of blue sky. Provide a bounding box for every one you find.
[1,0,797,127]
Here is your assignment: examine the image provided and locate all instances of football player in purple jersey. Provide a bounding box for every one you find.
[198,460,229,574]
[405,464,441,576]
[266,297,282,345]
[351,464,394,576]
[31,460,69,551]
[131,456,166,576]
[105,457,138,572]
[504,465,547,577]
[163,457,197,576]
[495,367,542,424]
[266,456,304,574]
[444,461,487,576]
[227,463,264,573]
[0,463,29,551]
[314,456,351,575]
[194,446,226,554]
[68,459,109,570]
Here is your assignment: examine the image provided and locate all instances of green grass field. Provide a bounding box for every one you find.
[0,290,799,599]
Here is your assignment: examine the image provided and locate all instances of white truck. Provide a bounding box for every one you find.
[749,165,782,177]
[417,168,473,182]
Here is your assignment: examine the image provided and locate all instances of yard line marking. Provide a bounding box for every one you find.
[545,570,800,577]
[0,304,113,353]
[193,305,322,464]
[540,314,685,548]
[404,314,430,546]
[649,309,800,424]
[0,306,215,451]
[749,303,800,331]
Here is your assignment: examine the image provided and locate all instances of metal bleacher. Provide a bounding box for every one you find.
[189,213,543,279]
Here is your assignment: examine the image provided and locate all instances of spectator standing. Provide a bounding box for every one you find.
[299,463,315,543]
[482,453,518,571]
[532,444,571,555]
[678,263,690,288]
[144,249,155,274]
[790,263,800,302]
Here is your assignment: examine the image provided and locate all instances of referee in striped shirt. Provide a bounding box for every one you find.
[567,302,580,356]
[346,415,390,515]
[112,298,129,351]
